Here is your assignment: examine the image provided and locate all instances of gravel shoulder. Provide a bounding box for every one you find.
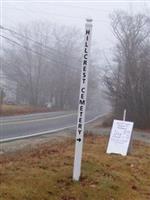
[1,117,149,154]
[86,119,150,144]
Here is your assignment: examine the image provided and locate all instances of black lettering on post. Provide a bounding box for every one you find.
[82,78,86,84]
[78,123,82,129]
[83,66,86,72]
[81,93,84,99]
[85,42,88,47]
[81,88,85,93]
[86,29,90,35]
[80,106,83,111]
[83,72,86,77]
[84,54,88,59]
[77,138,81,142]
[83,60,87,65]
[79,117,82,123]
[80,111,83,117]
[80,99,85,105]
[84,48,88,53]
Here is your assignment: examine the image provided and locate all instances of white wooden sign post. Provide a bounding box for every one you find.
[123,109,126,121]
[106,120,134,156]
[73,18,93,181]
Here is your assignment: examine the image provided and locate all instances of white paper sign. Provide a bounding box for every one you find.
[107,120,134,156]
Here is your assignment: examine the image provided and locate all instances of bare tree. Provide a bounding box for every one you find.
[1,22,100,110]
[104,11,150,128]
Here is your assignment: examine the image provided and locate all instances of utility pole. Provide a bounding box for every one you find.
[73,18,93,181]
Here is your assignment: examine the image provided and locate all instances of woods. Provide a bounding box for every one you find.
[1,23,100,109]
[1,9,150,128]
[104,11,150,128]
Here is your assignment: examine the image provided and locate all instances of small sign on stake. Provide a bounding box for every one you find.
[106,120,134,156]
[123,109,126,121]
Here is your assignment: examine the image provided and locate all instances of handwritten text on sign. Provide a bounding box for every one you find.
[107,120,134,156]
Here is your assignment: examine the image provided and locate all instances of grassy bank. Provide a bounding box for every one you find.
[0,104,50,116]
[0,135,150,200]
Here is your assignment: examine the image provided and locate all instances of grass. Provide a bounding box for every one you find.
[0,135,150,200]
[0,104,50,116]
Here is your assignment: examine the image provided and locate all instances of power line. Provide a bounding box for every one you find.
[0,25,62,56]
[1,33,82,70]
[0,24,111,58]
[0,34,65,66]
[0,25,80,60]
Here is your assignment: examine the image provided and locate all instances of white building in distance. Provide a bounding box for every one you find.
[0,69,16,103]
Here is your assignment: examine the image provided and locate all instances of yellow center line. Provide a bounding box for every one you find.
[0,113,76,126]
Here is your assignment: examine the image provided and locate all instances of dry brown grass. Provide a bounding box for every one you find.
[0,135,150,200]
[0,104,50,116]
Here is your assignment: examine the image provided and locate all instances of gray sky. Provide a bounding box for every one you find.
[1,1,150,54]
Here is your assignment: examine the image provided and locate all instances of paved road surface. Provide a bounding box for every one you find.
[0,110,105,142]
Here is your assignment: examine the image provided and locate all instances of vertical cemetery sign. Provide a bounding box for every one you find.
[73,19,93,181]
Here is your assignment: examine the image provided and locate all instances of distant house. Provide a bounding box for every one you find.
[0,70,16,103]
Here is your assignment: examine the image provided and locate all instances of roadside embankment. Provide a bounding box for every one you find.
[0,133,150,200]
[0,104,52,116]
[1,115,149,154]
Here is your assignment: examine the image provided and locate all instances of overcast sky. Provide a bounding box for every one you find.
[1,1,150,55]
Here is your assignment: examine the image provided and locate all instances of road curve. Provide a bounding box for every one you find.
[0,111,106,142]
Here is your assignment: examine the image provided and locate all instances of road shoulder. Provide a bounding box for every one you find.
[1,118,150,154]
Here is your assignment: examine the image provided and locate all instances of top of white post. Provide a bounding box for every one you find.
[86,18,93,27]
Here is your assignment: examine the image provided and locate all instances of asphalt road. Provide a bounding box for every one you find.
[0,110,105,142]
